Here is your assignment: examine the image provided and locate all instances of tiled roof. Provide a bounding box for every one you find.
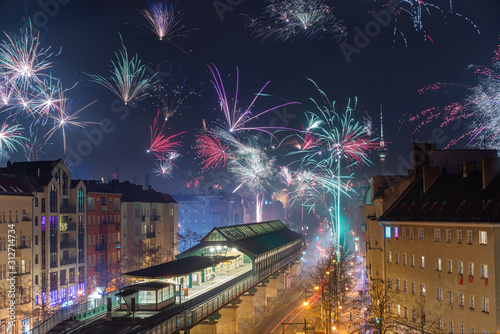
[382,172,500,222]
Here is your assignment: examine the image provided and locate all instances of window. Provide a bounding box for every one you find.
[481,297,490,312]
[457,230,463,243]
[459,292,465,306]
[434,228,441,241]
[411,309,416,322]
[458,261,464,275]
[460,324,465,334]
[404,307,408,319]
[394,227,399,239]
[436,287,443,301]
[436,258,442,271]
[446,229,452,242]
[418,228,424,240]
[467,230,473,244]
[403,280,408,292]
[470,294,475,309]
[402,227,406,239]
[169,208,174,216]
[479,231,487,245]
[35,235,38,245]
[396,304,401,316]
[420,256,425,268]
[411,254,415,267]
[403,253,407,266]
[411,281,415,294]
[481,264,488,278]
[469,262,474,277]
[388,277,393,288]
[387,252,392,264]
[448,290,453,303]
[78,188,85,212]
[447,259,453,273]
[49,184,57,213]
[469,327,475,334]
[410,228,414,240]
[385,226,391,238]
[396,278,400,290]
[437,317,443,330]
[41,198,46,213]
[420,284,426,296]
[395,253,399,264]
[35,254,38,264]
[449,320,454,334]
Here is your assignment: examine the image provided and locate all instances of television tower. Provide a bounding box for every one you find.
[377,105,388,175]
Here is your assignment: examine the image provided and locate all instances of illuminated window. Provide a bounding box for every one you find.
[394,227,399,239]
[385,226,391,238]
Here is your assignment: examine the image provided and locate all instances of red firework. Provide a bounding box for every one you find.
[195,131,231,171]
[148,112,184,159]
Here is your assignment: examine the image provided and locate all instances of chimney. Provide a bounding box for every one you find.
[461,161,476,178]
[423,167,440,193]
[482,157,500,189]
[7,160,11,168]
[144,174,150,190]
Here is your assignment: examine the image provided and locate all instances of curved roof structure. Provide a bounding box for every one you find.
[177,220,303,260]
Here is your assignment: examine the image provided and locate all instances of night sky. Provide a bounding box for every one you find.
[1,0,499,195]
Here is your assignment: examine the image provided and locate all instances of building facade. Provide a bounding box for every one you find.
[365,146,500,334]
[84,181,121,296]
[0,160,87,333]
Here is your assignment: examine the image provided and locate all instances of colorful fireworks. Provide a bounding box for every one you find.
[246,0,347,43]
[195,130,231,171]
[411,41,500,150]
[0,122,25,159]
[378,0,480,47]
[142,0,190,44]
[148,111,185,160]
[208,64,299,134]
[87,39,155,105]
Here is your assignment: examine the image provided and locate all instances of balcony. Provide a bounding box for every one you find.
[141,215,146,221]
[67,223,77,231]
[50,260,58,268]
[60,240,77,249]
[60,257,77,266]
[150,215,160,221]
[146,231,156,238]
[60,206,76,214]
[95,244,107,251]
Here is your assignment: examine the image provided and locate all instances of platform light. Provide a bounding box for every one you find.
[303,301,309,306]
[216,246,222,250]
[232,248,237,252]
[209,247,215,252]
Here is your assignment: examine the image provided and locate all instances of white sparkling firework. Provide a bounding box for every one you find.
[247,0,347,43]
[154,159,174,178]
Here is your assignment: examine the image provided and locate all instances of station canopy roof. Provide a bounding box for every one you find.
[177,220,303,260]
[122,256,236,279]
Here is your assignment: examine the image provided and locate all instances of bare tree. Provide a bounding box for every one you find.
[358,280,401,334]
[94,261,125,299]
[178,228,203,252]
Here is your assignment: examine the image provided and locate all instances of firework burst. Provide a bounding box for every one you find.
[0,122,25,159]
[246,0,347,43]
[153,159,174,178]
[87,39,155,105]
[142,0,191,45]
[208,64,299,134]
[378,0,480,47]
[148,111,185,159]
[195,130,231,171]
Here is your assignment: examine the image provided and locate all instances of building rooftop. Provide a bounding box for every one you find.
[0,174,34,196]
[177,220,304,259]
[382,172,500,222]
[122,256,236,279]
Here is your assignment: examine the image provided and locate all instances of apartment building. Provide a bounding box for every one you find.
[83,181,121,296]
[0,174,34,334]
[365,147,500,333]
[115,181,178,270]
